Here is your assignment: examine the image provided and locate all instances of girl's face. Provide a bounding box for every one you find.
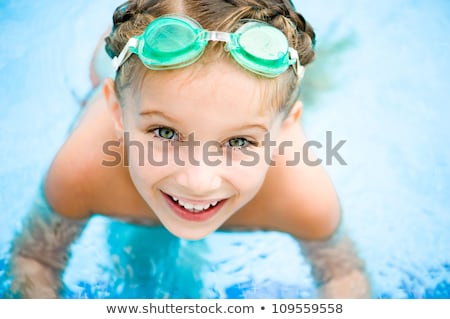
[112,59,285,240]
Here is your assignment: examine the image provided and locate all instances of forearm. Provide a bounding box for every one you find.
[300,228,371,298]
[9,203,87,298]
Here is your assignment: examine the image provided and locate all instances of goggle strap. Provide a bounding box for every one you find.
[112,38,139,72]
[288,48,304,80]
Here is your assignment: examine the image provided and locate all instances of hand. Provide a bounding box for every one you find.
[300,229,372,299]
[319,269,371,299]
[10,255,60,298]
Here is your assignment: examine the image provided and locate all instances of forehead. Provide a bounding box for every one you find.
[123,57,281,118]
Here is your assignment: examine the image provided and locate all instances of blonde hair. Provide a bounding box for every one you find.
[105,0,316,114]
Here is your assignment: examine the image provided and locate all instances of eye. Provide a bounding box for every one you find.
[153,127,179,141]
[226,137,252,149]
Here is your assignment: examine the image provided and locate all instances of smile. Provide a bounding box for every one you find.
[170,195,219,213]
[161,191,227,222]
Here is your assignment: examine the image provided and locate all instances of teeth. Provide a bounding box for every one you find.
[179,200,194,210]
[193,204,209,211]
[170,195,220,213]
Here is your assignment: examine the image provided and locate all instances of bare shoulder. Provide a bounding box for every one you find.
[267,122,341,240]
[44,142,93,220]
[227,121,341,240]
[44,89,115,220]
[43,88,151,222]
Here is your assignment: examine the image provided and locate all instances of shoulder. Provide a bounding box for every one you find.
[226,121,342,239]
[262,160,341,240]
[44,88,120,219]
[263,122,342,240]
[44,133,97,220]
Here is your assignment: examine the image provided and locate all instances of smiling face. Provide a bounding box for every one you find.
[107,58,285,240]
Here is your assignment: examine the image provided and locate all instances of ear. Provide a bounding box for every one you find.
[281,100,303,129]
[103,78,124,138]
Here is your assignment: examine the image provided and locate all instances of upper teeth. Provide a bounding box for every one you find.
[171,196,219,213]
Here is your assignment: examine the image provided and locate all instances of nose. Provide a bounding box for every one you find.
[174,145,222,195]
[175,164,222,195]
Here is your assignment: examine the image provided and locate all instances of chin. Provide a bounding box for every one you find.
[162,222,217,241]
[170,229,214,241]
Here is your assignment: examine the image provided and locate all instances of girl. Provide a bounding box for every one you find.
[9,0,370,298]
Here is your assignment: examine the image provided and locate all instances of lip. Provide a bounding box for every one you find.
[161,191,227,222]
[167,193,225,205]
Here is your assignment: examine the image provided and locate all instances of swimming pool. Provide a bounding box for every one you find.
[1,0,449,298]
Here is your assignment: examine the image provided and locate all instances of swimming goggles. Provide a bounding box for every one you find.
[112,15,301,78]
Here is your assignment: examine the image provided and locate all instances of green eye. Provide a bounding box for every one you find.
[227,137,248,148]
[154,127,178,140]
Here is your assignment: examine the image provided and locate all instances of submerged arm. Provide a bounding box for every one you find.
[268,122,371,297]
[300,225,372,298]
[8,197,87,298]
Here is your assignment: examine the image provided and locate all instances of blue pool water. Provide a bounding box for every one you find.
[1,0,449,298]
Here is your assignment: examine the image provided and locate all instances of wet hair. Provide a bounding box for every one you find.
[105,0,316,114]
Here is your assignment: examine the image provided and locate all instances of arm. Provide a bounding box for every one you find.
[273,118,371,298]
[8,193,87,298]
[300,224,372,298]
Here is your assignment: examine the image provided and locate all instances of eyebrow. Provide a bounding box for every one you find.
[139,110,181,124]
[232,123,269,133]
[139,110,269,133]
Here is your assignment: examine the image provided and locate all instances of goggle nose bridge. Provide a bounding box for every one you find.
[205,31,232,43]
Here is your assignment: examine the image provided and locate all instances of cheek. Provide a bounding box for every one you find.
[225,157,270,194]
[127,161,153,194]
[125,136,164,190]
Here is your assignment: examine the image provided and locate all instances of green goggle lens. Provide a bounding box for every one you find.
[114,15,299,78]
[230,23,291,76]
[135,17,206,69]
